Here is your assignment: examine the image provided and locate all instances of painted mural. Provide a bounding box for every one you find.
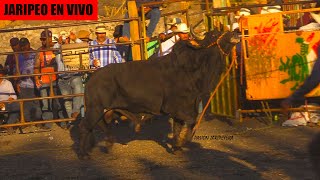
[242,13,320,100]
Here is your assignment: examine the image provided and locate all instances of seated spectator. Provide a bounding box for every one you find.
[122,0,161,42]
[0,65,20,125]
[158,17,183,57]
[17,38,42,122]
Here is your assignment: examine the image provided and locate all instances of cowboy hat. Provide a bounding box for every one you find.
[95,25,107,33]
[173,23,190,33]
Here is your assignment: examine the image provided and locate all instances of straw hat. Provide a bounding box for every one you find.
[95,25,107,33]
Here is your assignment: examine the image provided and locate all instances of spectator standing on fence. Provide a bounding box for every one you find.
[54,31,84,120]
[122,0,161,42]
[17,38,42,122]
[34,30,63,129]
[0,65,20,125]
[89,25,122,68]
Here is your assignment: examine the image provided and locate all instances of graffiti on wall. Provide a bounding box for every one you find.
[279,38,309,90]
[246,17,280,81]
[279,33,316,91]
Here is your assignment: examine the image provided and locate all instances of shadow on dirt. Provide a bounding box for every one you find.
[67,114,320,179]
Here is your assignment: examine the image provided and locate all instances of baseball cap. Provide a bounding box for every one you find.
[10,37,19,46]
[19,37,30,46]
[40,30,53,38]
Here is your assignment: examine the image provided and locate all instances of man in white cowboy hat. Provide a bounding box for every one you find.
[173,23,190,40]
[89,25,122,68]
[157,17,184,57]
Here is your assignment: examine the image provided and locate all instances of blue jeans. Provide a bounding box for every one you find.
[5,102,20,124]
[39,82,63,128]
[58,76,84,118]
[123,8,161,38]
[19,87,42,122]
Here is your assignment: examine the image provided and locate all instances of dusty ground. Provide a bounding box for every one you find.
[0,116,320,180]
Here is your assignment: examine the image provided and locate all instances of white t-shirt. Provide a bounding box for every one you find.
[0,79,17,101]
[158,30,180,57]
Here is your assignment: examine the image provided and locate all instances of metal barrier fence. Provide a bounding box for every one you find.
[0,0,201,130]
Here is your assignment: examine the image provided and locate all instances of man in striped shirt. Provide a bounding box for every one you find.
[89,25,122,68]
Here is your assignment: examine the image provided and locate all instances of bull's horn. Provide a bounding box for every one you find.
[190,25,205,40]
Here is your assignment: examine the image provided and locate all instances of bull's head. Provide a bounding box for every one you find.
[191,25,240,43]
[190,25,206,41]
[215,31,240,56]
[188,27,222,49]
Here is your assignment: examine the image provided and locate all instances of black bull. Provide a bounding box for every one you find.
[78,30,239,159]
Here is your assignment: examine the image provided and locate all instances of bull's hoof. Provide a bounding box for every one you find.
[104,136,115,153]
[105,140,114,149]
[134,123,141,133]
[78,153,90,160]
[171,146,184,155]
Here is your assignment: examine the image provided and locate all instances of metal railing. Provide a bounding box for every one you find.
[0,0,207,130]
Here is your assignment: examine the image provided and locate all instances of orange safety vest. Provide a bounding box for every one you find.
[39,50,57,84]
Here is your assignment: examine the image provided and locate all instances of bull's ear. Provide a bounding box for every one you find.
[187,40,202,49]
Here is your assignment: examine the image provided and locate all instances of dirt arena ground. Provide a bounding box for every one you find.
[0,116,320,180]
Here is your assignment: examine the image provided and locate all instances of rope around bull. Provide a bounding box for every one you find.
[192,41,236,135]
